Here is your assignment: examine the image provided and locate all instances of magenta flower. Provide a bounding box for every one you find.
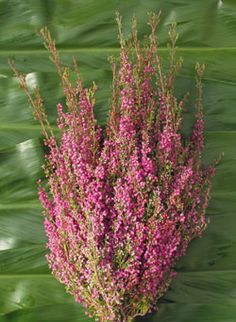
[11,13,220,322]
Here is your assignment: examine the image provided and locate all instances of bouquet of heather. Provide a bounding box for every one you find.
[11,13,220,322]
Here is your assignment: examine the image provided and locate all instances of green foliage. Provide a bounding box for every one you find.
[0,1,235,321]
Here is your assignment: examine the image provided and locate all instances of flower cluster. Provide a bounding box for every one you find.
[12,13,219,322]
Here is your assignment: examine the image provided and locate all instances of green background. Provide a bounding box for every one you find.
[0,0,236,321]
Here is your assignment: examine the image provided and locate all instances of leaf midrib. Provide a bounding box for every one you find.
[0,123,236,134]
[0,269,235,279]
[2,46,236,55]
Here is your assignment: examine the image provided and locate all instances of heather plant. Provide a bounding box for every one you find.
[11,13,221,322]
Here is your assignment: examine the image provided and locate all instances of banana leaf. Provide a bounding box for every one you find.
[0,1,235,321]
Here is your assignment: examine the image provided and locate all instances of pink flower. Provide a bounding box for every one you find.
[14,15,219,322]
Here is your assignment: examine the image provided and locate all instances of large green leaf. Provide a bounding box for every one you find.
[0,1,235,321]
